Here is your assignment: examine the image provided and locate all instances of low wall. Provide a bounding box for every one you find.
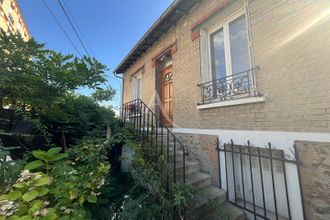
[296,141,330,220]
[176,133,219,187]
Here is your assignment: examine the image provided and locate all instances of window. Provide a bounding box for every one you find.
[208,12,250,81]
[132,75,141,100]
[198,10,260,106]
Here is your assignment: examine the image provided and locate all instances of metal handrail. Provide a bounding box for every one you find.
[121,99,187,186]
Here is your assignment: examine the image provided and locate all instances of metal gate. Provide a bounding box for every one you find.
[216,139,306,220]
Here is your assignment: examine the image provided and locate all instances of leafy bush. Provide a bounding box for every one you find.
[0,147,26,193]
[113,143,192,220]
[0,141,110,219]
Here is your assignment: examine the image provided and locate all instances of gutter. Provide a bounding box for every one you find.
[113,0,186,74]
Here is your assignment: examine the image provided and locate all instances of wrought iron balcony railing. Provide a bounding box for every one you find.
[198,67,260,105]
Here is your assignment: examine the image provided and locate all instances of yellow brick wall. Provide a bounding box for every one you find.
[122,0,330,133]
[0,0,30,40]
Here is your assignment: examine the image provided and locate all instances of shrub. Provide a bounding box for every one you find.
[0,141,110,219]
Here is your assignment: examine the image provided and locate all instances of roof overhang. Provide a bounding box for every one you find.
[114,0,200,74]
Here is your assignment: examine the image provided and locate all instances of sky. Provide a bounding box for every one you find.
[18,0,173,111]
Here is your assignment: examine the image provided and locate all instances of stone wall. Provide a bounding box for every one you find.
[176,133,220,187]
[296,141,330,220]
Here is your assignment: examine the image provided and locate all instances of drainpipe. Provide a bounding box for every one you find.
[114,72,124,117]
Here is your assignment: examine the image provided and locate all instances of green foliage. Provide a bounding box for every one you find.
[0,147,26,193]
[117,143,192,219]
[0,31,108,109]
[40,95,116,147]
[208,200,232,220]
[0,31,116,151]
[92,87,116,103]
[0,141,110,219]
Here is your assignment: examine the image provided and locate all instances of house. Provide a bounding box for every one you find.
[0,0,30,40]
[115,0,330,219]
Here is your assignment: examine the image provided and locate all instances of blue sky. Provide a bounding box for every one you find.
[18,0,173,111]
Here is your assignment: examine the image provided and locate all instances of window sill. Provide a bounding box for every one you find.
[197,96,265,110]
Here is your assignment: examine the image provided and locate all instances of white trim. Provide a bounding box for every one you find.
[197,96,265,110]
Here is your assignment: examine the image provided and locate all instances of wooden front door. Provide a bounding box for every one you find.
[160,65,173,127]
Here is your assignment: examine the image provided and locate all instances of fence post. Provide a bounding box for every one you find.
[216,138,221,188]
[294,144,306,220]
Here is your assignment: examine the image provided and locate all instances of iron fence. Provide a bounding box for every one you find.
[216,139,305,220]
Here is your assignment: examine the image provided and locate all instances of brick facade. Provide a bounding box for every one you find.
[122,0,330,133]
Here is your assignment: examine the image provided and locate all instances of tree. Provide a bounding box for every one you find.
[0,32,117,151]
[0,31,108,110]
[92,86,116,103]
[41,95,116,150]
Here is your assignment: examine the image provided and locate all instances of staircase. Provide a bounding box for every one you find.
[121,99,245,220]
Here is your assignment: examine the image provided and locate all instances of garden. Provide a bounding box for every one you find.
[0,31,189,220]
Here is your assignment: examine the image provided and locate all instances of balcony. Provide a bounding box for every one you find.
[198,67,263,108]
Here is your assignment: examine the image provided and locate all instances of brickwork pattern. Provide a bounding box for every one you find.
[122,0,330,133]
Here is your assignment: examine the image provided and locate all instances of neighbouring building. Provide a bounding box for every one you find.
[115,0,330,219]
[0,0,30,40]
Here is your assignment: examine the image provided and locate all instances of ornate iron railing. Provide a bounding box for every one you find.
[198,67,260,105]
[121,99,187,189]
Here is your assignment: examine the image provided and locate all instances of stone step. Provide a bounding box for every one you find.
[186,185,227,219]
[184,172,212,191]
[175,160,200,176]
[203,203,246,220]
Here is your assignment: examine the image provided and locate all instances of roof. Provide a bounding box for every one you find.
[114,0,200,74]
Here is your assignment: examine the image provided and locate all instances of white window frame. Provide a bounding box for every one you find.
[202,8,252,83]
[132,74,142,100]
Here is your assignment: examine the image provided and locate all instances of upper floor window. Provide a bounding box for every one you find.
[132,74,142,100]
[207,11,250,83]
[199,10,259,105]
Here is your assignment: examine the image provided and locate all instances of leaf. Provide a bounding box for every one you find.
[28,199,42,214]
[79,196,84,205]
[22,190,38,202]
[69,189,79,200]
[43,208,57,220]
[8,191,22,201]
[13,182,26,188]
[87,194,97,203]
[32,150,51,162]
[14,203,29,216]
[49,153,68,162]
[34,176,51,186]
[8,216,20,220]
[47,147,62,156]
[20,216,33,220]
[37,187,49,196]
[0,194,8,201]
[24,160,44,170]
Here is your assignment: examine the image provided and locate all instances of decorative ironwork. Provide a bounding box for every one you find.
[164,72,173,82]
[121,99,188,188]
[216,139,305,220]
[198,67,260,105]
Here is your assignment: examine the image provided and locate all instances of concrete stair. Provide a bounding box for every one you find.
[146,134,246,220]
